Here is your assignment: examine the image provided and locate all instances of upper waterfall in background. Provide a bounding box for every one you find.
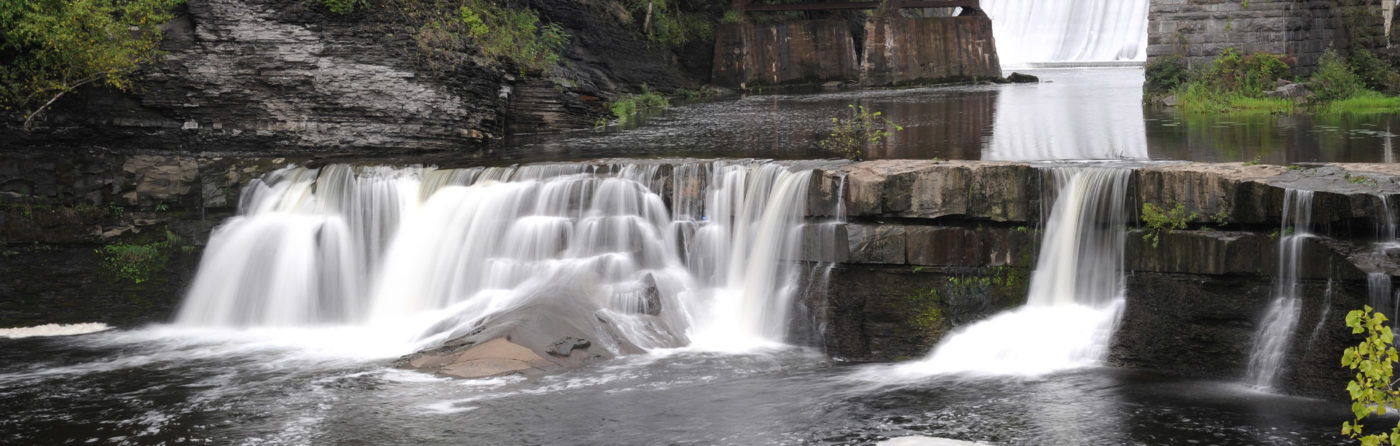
[982,0,1150,67]
[176,161,813,354]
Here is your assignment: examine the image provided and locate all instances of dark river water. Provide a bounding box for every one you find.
[0,328,1351,445]
[504,68,1400,165]
[3,68,1385,445]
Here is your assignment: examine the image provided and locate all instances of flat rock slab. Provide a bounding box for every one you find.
[407,338,556,379]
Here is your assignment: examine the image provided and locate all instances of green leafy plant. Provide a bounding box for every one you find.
[1211,208,1231,227]
[624,0,713,49]
[416,0,569,74]
[1244,155,1263,166]
[1145,54,1189,94]
[820,104,903,161]
[1347,172,1381,187]
[1142,201,1196,248]
[320,0,367,14]
[1313,49,1366,103]
[607,85,669,124]
[1341,306,1400,445]
[0,0,185,130]
[97,230,182,284]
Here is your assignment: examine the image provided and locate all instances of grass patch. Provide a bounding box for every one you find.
[1319,90,1400,115]
[1152,48,1400,116]
[607,86,669,124]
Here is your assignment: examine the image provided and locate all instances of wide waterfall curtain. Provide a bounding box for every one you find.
[981,0,1150,66]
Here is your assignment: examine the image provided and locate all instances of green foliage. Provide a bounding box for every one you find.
[1142,201,1196,248]
[902,288,945,333]
[720,10,741,24]
[1349,48,1400,94]
[1341,306,1400,445]
[607,85,669,124]
[1202,48,1292,96]
[624,0,713,49]
[1346,172,1380,187]
[320,0,367,14]
[1211,208,1231,227]
[1319,90,1400,116]
[0,0,185,129]
[454,0,569,73]
[97,230,182,284]
[821,104,903,161]
[1312,49,1366,102]
[1145,54,1190,94]
[1244,155,1262,166]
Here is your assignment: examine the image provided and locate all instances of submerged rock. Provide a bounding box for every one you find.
[547,337,592,357]
[1006,72,1039,83]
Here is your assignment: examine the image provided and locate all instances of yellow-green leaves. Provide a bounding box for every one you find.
[1342,306,1400,444]
[0,0,183,128]
[820,104,903,161]
[1141,201,1195,248]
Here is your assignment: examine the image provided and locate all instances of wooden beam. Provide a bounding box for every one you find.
[740,0,978,12]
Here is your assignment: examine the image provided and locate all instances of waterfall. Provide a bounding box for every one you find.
[1366,196,1398,325]
[889,166,1131,377]
[982,0,1149,67]
[177,161,814,354]
[1245,189,1314,390]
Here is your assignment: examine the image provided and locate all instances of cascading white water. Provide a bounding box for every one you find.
[1367,196,1400,320]
[981,0,1149,67]
[886,166,1131,377]
[1245,189,1314,390]
[177,161,813,354]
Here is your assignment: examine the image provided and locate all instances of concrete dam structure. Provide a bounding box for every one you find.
[712,3,1002,88]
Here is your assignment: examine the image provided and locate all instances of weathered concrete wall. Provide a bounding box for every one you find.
[861,16,1003,87]
[712,15,1002,88]
[1148,0,1389,74]
[712,19,860,88]
[806,160,1400,399]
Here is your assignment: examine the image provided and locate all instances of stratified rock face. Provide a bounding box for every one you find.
[11,0,506,153]
[807,160,1400,399]
[1147,0,1389,75]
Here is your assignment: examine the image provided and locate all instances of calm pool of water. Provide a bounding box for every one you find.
[502,68,1400,165]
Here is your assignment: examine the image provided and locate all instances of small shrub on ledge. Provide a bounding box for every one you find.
[821,104,903,161]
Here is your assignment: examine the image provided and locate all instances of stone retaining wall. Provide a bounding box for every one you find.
[1147,0,1390,74]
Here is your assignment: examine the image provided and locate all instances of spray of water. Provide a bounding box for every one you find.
[177,161,814,356]
[1244,189,1314,390]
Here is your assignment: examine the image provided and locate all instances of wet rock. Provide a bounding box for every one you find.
[1006,72,1039,83]
[1160,94,1179,107]
[405,338,556,379]
[847,224,906,264]
[1265,82,1312,102]
[547,337,591,357]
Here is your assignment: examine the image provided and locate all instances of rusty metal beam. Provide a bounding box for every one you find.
[740,0,979,12]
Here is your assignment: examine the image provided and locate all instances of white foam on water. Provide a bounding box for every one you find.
[853,167,1131,382]
[0,322,112,338]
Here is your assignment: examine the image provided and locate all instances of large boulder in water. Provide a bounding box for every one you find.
[396,280,684,379]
